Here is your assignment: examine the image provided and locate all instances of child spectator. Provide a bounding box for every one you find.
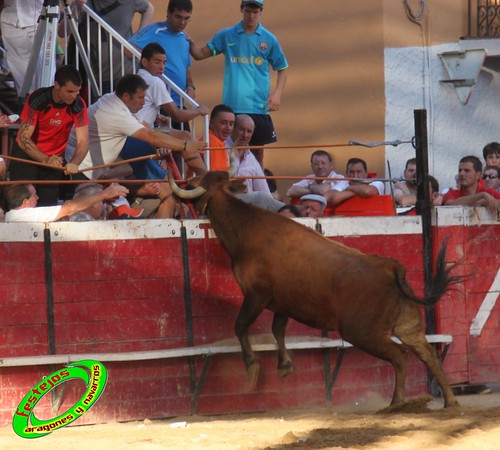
[482,142,500,168]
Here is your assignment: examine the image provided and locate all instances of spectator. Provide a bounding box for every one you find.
[0,114,10,127]
[4,182,127,222]
[264,168,282,201]
[65,74,206,181]
[189,0,288,167]
[300,194,327,218]
[121,42,209,183]
[66,0,154,100]
[0,0,49,94]
[206,104,235,171]
[0,156,6,181]
[0,155,5,218]
[126,181,177,219]
[278,203,300,218]
[310,157,385,208]
[287,149,348,200]
[346,158,384,195]
[393,157,417,207]
[129,0,196,121]
[69,183,109,221]
[8,65,89,206]
[0,113,8,213]
[398,175,441,216]
[227,114,271,195]
[482,165,500,192]
[482,142,500,168]
[429,175,443,206]
[132,42,209,128]
[55,37,65,69]
[65,74,206,218]
[442,155,500,213]
[236,190,285,213]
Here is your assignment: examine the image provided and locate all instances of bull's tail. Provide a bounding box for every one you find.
[396,237,462,306]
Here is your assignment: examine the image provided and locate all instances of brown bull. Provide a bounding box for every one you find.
[169,169,461,408]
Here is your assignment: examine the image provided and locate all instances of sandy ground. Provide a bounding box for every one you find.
[2,388,500,450]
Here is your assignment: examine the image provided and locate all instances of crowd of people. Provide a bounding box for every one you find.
[0,0,499,223]
[288,146,500,218]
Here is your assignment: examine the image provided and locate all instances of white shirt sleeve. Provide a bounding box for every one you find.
[5,205,62,222]
[236,151,272,195]
[370,180,386,195]
[137,70,174,126]
[292,175,315,188]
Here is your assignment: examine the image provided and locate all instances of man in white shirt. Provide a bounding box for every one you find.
[135,42,209,127]
[65,73,206,180]
[226,114,271,195]
[4,183,128,222]
[287,150,348,200]
[119,42,209,182]
[325,157,385,207]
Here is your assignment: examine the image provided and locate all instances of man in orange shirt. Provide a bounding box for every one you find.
[206,104,235,170]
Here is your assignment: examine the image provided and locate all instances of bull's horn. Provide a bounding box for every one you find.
[228,138,239,177]
[168,170,207,199]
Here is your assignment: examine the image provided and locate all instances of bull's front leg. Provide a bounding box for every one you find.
[272,313,293,378]
[235,295,265,390]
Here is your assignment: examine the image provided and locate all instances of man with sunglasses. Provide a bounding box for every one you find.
[442,155,500,213]
[482,166,500,192]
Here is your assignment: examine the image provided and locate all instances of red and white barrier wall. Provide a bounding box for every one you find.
[0,207,498,426]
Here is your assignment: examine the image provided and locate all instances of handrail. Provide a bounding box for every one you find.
[0,334,452,367]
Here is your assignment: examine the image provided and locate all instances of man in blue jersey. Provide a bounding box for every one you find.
[129,0,196,111]
[189,0,288,167]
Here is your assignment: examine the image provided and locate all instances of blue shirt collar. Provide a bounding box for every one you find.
[236,20,262,35]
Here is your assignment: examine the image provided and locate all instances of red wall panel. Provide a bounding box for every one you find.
[1,218,498,426]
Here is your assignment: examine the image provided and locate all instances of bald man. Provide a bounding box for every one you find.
[227,114,271,195]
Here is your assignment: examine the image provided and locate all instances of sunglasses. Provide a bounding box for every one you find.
[482,174,498,180]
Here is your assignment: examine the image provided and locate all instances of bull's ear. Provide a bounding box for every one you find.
[168,170,207,199]
[228,179,247,194]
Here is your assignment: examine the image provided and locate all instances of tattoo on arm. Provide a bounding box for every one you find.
[19,123,47,162]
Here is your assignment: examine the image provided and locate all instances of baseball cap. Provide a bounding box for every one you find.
[241,0,264,7]
[300,194,327,207]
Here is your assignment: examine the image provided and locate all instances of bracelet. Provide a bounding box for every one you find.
[183,140,187,151]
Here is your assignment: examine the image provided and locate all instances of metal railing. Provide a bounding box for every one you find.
[468,0,500,38]
[60,4,208,145]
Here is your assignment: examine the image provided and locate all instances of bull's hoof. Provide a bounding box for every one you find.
[378,396,433,414]
[444,398,460,408]
[277,361,294,378]
[244,362,260,391]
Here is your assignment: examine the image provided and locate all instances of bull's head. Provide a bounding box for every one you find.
[168,139,246,213]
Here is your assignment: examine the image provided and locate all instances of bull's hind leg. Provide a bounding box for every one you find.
[398,333,459,408]
[345,335,409,406]
[272,313,293,378]
[235,295,266,390]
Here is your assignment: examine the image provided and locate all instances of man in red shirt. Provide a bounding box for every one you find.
[442,155,500,213]
[9,65,89,206]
